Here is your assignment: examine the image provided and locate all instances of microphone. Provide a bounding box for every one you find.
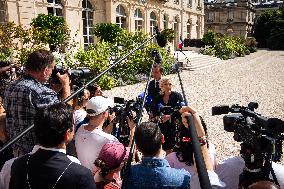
[154,26,167,48]
[151,49,162,64]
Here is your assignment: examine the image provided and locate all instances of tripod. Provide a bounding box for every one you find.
[238,143,280,189]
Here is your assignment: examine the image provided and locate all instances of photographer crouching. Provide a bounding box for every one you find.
[4,49,71,157]
[150,77,184,154]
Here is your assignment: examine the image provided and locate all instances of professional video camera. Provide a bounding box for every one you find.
[110,97,142,145]
[50,66,91,101]
[212,102,284,188]
[50,65,91,86]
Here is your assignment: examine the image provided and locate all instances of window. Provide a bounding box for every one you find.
[208,12,214,21]
[47,0,63,17]
[150,12,157,35]
[173,16,179,48]
[134,9,144,35]
[82,0,94,49]
[186,21,191,39]
[174,0,180,4]
[163,15,168,29]
[187,0,192,7]
[0,1,6,24]
[116,5,127,29]
[228,10,234,21]
[196,17,201,39]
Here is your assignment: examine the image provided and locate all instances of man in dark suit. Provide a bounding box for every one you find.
[146,65,163,116]
[148,64,163,100]
[9,103,96,189]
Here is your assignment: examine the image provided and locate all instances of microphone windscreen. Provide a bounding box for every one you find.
[180,102,185,106]
[155,51,163,64]
[156,34,167,48]
[154,26,167,47]
[158,103,164,111]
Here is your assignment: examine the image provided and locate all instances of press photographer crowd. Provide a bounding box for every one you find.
[0,49,284,189]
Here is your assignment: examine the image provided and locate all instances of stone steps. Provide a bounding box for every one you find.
[174,51,224,71]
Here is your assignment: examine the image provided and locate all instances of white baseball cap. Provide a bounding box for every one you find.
[86,96,114,116]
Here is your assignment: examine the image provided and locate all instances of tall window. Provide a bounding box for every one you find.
[82,0,94,49]
[116,5,127,29]
[0,1,6,24]
[134,9,144,35]
[163,15,168,29]
[47,0,63,17]
[208,12,214,21]
[196,18,200,39]
[228,10,234,21]
[150,12,157,35]
[173,16,179,48]
[188,0,192,7]
[186,20,191,39]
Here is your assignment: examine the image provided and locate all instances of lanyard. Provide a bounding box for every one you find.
[26,154,73,189]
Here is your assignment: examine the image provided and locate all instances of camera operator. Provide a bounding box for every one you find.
[212,103,284,189]
[78,84,115,134]
[150,77,184,154]
[75,96,135,172]
[4,49,71,157]
[215,155,284,189]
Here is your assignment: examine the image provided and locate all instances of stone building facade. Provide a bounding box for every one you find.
[1,0,205,49]
[204,0,255,38]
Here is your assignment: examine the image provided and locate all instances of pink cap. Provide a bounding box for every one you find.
[98,142,130,169]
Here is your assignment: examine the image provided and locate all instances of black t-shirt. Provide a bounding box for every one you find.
[151,91,184,117]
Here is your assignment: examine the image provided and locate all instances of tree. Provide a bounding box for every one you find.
[254,8,284,49]
[93,23,123,43]
[31,14,70,51]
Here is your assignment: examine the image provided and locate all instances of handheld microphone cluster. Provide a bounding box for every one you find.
[154,26,167,48]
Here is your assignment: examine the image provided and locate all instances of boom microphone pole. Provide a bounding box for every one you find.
[0,34,158,154]
[121,49,163,189]
[173,63,212,189]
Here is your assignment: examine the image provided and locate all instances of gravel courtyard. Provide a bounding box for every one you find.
[104,49,284,164]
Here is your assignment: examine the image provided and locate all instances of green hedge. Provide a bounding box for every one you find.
[0,20,174,90]
[201,31,257,60]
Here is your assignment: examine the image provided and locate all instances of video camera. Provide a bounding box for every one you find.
[212,102,284,187]
[50,66,91,86]
[110,97,142,145]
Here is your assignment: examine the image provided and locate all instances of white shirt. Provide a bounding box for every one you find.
[0,145,81,189]
[75,124,118,172]
[73,109,87,127]
[215,156,284,189]
[165,143,226,189]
